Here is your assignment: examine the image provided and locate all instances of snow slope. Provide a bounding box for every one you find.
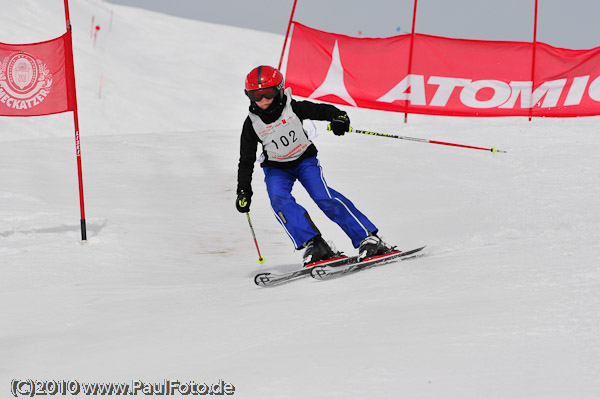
[1,1,599,398]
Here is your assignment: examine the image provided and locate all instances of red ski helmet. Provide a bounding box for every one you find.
[245,65,284,102]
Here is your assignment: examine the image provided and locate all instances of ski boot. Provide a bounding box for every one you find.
[302,235,337,267]
[358,234,394,262]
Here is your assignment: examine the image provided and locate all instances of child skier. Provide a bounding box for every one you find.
[236,65,393,265]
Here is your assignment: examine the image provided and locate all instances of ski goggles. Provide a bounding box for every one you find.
[246,87,279,102]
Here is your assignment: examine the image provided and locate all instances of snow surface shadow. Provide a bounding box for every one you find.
[0,219,108,238]
[249,263,300,277]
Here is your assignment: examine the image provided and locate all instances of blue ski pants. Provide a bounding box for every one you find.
[263,156,377,249]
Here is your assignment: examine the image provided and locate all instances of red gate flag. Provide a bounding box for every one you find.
[0,32,77,117]
[2,0,87,242]
[285,23,600,117]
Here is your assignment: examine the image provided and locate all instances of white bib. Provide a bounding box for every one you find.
[249,88,311,163]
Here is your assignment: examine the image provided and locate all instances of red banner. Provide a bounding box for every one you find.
[0,32,77,117]
[285,23,600,117]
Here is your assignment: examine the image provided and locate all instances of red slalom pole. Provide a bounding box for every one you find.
[328,125,506,154]
[278,0,298,70]
[246,213,265,264]
[529,0,539,122]
[64,0,88,242]
[405,0,419,124]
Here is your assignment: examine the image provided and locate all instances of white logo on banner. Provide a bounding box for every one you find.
[308,41,357,107]
[0,52,53,111]
[377,73,600,109]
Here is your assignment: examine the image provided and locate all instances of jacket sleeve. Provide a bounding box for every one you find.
[237,117,259,194]
[291,99,346,121]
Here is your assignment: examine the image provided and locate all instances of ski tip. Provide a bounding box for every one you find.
[360,245,427,263]
[254,273,272,286]
[408,245,427,255]
[310,266,328,280]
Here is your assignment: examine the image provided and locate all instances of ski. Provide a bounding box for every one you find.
[310,246,427,280]
[254,255,356,287]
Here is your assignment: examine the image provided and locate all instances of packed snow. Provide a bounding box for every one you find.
[1,0,599,398]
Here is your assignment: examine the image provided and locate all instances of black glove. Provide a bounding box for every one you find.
[236,187,252,213]
[330,114,350,136]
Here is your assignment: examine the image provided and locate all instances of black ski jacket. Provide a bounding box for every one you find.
[236,95,346,194]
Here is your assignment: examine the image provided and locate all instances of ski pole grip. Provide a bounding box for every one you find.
[326,124,353,133]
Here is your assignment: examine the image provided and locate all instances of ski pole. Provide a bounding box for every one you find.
[245,212,265,264]
[328,125,506,154]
